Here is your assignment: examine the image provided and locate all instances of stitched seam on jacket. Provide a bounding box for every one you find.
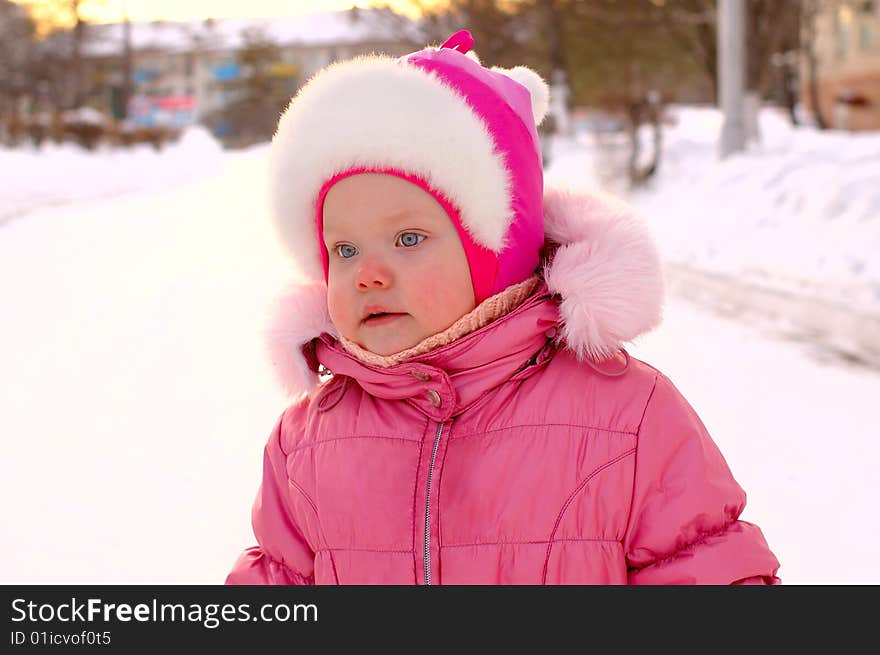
[628,520,738,573]
[452,422,636,441]
[541,448,637,584]
[634,374,660,435]
[272,410,316,584]
[621,373,660,552]
[277,558,314,585]
[261,550,314,585]
[288,434,422,454]
[287,475,335,578]
[443,537,619,548]
[283,562,315,585]
[288,477,319,518]
[410,416,429,581]
[315,547,415,554]
[277,397,312,457]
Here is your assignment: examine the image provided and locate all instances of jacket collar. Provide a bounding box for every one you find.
[312,283,559,421]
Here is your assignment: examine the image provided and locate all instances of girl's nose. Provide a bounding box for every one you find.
[355,258,392,289]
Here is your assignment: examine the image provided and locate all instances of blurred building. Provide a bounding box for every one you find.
[42,8,420,137]
[806,0,880,130]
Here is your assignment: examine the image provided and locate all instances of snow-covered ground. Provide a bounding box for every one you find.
[1,110,879,584]
[0,126,225,227]
[547,105,880,316]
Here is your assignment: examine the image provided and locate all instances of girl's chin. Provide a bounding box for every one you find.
[351,319,422,356]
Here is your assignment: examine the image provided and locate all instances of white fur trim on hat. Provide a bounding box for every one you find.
[269,55,512,282]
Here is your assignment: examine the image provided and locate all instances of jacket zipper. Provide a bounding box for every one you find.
[424,421,444,585]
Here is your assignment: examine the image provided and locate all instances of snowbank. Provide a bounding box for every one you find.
[0,125,225,226]
[546,104,880,316]
[629,105,880,315]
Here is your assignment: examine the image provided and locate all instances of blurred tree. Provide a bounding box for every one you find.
[543,0,707,185]
[743,1,802,140]
[552,1,704,105]
[14,0,108,109]
[369,1,807,178]
[746,1,800,98]
[204,26,298,147]
[396,2,708,110]
[408,0,548,70]
[0,0,38,118]
[801,0,828,129]
[390,0,694,184]
[661,2,802,93]
[654,0,718,100]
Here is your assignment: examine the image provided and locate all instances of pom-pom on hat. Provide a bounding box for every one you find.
[268,29,550,304]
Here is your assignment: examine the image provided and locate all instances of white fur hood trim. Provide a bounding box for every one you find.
[264,280,337,401]
[265,186,665,398]
[542,185,665,361]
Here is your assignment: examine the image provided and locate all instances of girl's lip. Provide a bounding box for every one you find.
[362,313,406,327]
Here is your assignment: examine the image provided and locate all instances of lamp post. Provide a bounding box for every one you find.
[718,0,746,158]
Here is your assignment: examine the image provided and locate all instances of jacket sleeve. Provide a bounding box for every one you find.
[622,373,781,585]
[225,409,316,585]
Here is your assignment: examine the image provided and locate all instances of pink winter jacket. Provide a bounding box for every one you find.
[225,188,781,585]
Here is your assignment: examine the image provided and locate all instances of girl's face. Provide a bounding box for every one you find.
[322,173,476,356]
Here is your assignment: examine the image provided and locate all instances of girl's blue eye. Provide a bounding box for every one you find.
[397,232,425,248]
[335,244,358,259]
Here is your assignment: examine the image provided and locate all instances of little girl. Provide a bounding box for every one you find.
[226,30,780,585]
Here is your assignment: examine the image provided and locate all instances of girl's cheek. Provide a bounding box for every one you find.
[326,283,351,332]
[410,269,444,296]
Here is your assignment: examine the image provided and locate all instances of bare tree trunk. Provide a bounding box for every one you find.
[744,89,761,144]
[802,0,828,129]
[783,63,799,125]
[657,0,718,103]
[122,14,132,119]
[627,93,662,186]
[541,0,571,135]
[70,1,84,108]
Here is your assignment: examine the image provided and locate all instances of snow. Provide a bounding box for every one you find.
[547,105,880,316]
[1,125,223,228]
[63,107,109,126]
[1,106,879,584]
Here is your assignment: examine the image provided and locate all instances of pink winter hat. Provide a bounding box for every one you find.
[268,30,550,304]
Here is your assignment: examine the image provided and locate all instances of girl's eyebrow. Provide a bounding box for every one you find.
[323,208,430,239]
[379,208,422,224]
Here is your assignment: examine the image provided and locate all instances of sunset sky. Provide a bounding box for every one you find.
[16,0,425,28]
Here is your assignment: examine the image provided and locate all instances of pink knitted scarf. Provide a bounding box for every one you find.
[340,276,540,367]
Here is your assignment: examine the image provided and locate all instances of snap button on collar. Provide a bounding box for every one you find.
[426,389,442,407]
